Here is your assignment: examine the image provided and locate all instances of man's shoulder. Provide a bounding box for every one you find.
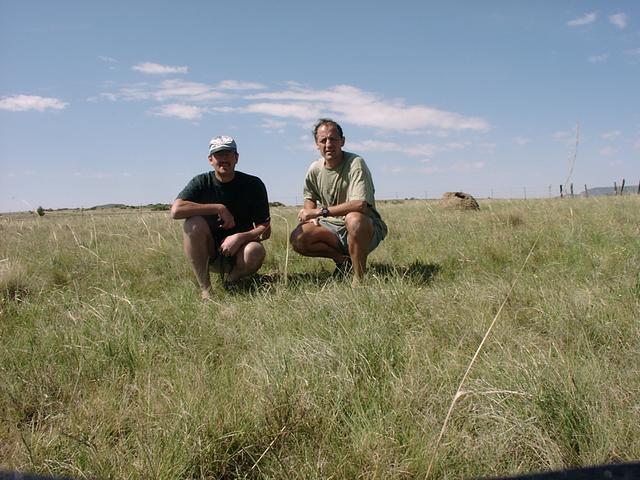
[234,170,266,186]
[343,151,365,165]
[306,158,325,172]
[182,171,216,189]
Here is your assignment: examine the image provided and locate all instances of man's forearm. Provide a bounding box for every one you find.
[238,223,271,243]
[170,199,225,219]
[314,200,368,218]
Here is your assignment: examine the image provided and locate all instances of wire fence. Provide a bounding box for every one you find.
[271,180,640,206]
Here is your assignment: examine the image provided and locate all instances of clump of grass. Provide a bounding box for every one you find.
[0,259,29,303]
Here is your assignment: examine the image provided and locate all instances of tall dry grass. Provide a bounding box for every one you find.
[1,196,639,479]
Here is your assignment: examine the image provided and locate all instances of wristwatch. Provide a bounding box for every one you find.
[321,207,330,217]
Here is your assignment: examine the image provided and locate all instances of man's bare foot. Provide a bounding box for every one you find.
[201,288,213,300]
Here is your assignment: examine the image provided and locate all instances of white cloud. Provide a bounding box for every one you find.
[72,172,129,179]
[102,79,227,103]
[552,130,571,140]
[385,165,442,175]
[132,62,188,75]
[154,103,203,120]
[451,161,485,173]
[261,118,288,131]
[567,12,597,27]
[383,159,484,175]
[216,80,266,90]
[100,81,489,131]
[246,85,489,132]
[599,146,618,156]
[154,80,226,101]
[609,13,628,29]
[513,136,531,146]
[244,102,322,121]
[588,53,609,63]
[601,130,622,140]
[0,95,67,112]
[350,140,439,157]
[99,56,117,63]
[347,139,471,158]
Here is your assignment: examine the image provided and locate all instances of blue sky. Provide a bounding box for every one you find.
[1,1,638,212]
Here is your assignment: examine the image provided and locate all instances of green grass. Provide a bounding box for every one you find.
[1,196,639,479]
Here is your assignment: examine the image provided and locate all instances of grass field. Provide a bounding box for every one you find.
[1,196,639,479]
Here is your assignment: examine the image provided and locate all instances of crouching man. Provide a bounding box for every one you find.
[290,119,387,285]
[171,135,271,299]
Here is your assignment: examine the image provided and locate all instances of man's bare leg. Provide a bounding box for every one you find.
[345,212,374,284]
[226,241,266,283]
[183,216,216,298]
[290,222,348,263]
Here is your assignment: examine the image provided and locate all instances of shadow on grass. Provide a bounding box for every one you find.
[369,260,441,285]
[222,260,440,295]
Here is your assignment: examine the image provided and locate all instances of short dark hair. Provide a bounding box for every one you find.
[313,118,344,140]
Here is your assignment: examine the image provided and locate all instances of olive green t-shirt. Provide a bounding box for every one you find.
[303,151,385,227]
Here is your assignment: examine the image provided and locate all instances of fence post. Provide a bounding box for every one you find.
[620,178,625,195]
[570,183,574,198]
[560,184,563,198]
[584,184,588,198]
[614,181,618,195]
[637,180,640,195]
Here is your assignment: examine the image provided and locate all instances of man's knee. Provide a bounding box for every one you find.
[245,242,266,264]
[289,225,306,253]
[345,212,372,236]
[238,242,266,275]
[183,216,210,238]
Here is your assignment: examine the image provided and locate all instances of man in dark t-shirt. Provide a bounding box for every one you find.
[171,135,270,299]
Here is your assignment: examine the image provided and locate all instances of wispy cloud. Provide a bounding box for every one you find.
[216,80,266,90]
[102,79,229,102]
[261,118,288,132]
[451,161,485,173]
[349,139,469,158]
[601,130,622,140]
[99,56,118,63]
[246,85,490,132]
[588,53,609,63]
[384,165,443,175]
[567,12,597,27]
[0,94,67,112]
[513,136,531,146]
[153,103,203,120]
[132,62,188,75]
[100,81,489,133]
[609,13,628,29]
[552,130,571,140]
[599,146,618,156]
[244,102,322,121]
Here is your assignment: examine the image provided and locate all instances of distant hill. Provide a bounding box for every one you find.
[582,186,638,197]
[89,203,170,211]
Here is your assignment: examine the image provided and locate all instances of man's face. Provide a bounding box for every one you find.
[315,124,345,164]
[208,150,238,179]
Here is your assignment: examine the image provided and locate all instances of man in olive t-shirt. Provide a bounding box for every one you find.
[290,119,387,284]
[171,135,270,299]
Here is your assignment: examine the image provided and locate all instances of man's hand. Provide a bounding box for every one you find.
[219,233,244,257]
[297,207,321,223]
[218,206,235,229]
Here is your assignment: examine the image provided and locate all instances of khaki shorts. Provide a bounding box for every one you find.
[318,217,387,255]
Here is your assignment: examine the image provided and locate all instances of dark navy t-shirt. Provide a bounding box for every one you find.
[177,171,270,243]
